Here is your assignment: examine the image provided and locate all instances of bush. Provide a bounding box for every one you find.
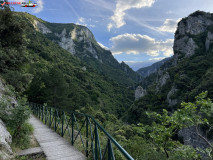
[0,96,32,149]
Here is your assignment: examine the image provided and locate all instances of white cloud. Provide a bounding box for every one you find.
[97,42,109,50]
[33,0,44,13]
[108,0,155,31]
[157,19,181,33]
[79,17,85,23]
[110,33,173,57]
[76,17,88,26]
[149,57,166,61]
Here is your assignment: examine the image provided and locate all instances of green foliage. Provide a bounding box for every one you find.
[0,97,32,149]
[145,92,213,159]
[0,8,28,73]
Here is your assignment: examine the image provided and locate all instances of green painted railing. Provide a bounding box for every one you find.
[29,102,134,160]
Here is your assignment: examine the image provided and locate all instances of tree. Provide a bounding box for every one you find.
[0,3,28,73]
[146,91,213,159]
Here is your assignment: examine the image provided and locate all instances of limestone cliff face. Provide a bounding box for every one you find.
[33,21,99,59]
[173,12,213,65]
[135,86,146,100]
[55,28,76,55]
[33,20,52,34]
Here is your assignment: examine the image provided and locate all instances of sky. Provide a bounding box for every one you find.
[11,0,213,71]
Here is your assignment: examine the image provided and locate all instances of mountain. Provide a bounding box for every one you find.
[24,13,140,86]
[0,11,135,117]
[137,57,171,77]
[125,11,213,124]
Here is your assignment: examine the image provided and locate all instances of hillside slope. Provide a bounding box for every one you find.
[125,11,213,124]
[20,13,140,86]
[0,11,134,117]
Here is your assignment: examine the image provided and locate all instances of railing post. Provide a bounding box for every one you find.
[108,139,115,160]
[38,105,41,119]
[86,116,89,157]
[71,113,74,145]
[36,104,38,117]
[49,108,52,127]
[61,111,64,137]
[45,107,47,125]
[54,108,57,132]
[95,124,98,160]
[42,105,44,122]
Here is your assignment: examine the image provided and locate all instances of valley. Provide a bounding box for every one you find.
[1,3,213,159]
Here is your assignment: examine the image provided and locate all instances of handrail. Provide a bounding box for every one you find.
[29,102,134,160]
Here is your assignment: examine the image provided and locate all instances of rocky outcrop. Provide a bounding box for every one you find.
[157,72,170,88]
[56,29,76,55]
[205,31,213,51]
[178,127,210,150]
[33,20,52,34]
[0,78,5,99]
[177,12,213,36]
[135,86,146,100]
[71,26,95,42]
[174,36,198,58]
[0,119,13,160]
[54,26,98,58]
[167,86,178,107]
[174,11,213,64]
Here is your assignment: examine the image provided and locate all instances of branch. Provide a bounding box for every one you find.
[195,126,213,149]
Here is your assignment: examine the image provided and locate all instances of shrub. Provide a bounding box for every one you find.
[0,96,32,149]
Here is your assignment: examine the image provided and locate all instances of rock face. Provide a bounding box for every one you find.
[60,26,98,58]
[167,86,178,107]
[174,36,198,57]
[0,78,5,99]
[177,12,213,36]
[56,28,76,55]
[174,11,213,64]
[33,20,52,34]
[158,72,170,87]
[0,119,13,160]
[178,127,210,150]
[135,86,146,100]
[205,31,213,51]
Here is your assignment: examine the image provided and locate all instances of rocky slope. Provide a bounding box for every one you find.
[23,13,140,86]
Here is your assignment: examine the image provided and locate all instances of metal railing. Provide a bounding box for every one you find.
[29,102,134,160]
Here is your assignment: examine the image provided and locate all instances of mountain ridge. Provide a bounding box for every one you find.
[18,12,140,86]
[137,57,172,77]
